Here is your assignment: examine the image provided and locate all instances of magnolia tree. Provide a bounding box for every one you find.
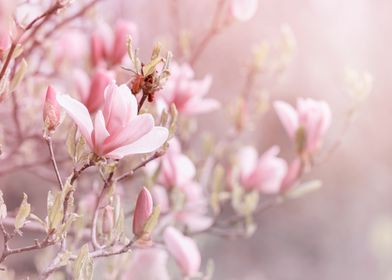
[0,0,372,279]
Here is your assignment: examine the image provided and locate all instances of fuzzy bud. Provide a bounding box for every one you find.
[132,187,153,237]
[102,205,114,235]
[43,86,61,132]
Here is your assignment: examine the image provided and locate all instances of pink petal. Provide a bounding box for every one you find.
[85,68,113,113]
[73,69,90,103]
[230,0,259,21]
[91,110,109,155]
[238,146,258,182]
[133,187,153,237]
[103,83,137,133]
[106,126,168,159]
[274,101,299,139]
[56,94,93,147]
[163,226,201,277]
[103,114,154,155]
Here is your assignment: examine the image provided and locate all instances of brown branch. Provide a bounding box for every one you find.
[115,150,166,182]
[45,136,63,190]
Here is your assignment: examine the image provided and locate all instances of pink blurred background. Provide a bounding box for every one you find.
[113,0,390,279]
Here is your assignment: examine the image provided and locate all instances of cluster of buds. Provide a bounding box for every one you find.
[126,37,172,109]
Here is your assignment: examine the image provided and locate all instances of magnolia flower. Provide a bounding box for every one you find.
[274,98,331,155]
[281,158,302,191]
[133,187,153,237]
[123,248,170,280]
[230,0,258,21]
[163,226,201,277]
[91,20,138,67]
[158,63,220,115]
[57,82,168,159]
[146,138,196,189]
[43,86,61,132]
[74,68,114,112]
[237,145,287,194]
[53,29,88,67]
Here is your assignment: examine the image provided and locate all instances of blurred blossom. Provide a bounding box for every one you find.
[237,145,287,194]
[123,248,170,280]
[274,98,331,156]
[53,29,89,67]
[280,158,302,191]
[163,226,201,277]
[74,68,114,112]
[345,67,373,103]
[90,20,138,67]
[158,62,220,115]
[230,0,259,21]
[57,82,168,159]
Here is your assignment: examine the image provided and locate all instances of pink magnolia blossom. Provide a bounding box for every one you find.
[132,187,153,237]
[230,0,259,21]
[281,158,302,191]
[43,86,61,132]
[237,145,287,194]
[53,29,88,67]
[274,98,331,155]
[147,138,196,189]
[91,20,138,67]
[158,62,220,115]
[57,82,168,159]
[74,68,114,112]
[123,248,170,280]
[163,226,201,277]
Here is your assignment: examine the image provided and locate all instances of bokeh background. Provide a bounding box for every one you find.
[2,0,392,279]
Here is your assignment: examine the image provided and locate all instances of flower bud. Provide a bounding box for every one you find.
[43,86,61,132]
[163,226,201,277]
[111,20,137,65]
[102,205,114,235]
[85,68,113,112]
[132,187,153,237]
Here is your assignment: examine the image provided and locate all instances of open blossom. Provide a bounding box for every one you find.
[163,226,201,277]
[274,98,331,155]
[158,62,220,115]
[237,145,287,194]
[74,68,114,112]
[133,187,153,237]
[43,86,61,132]
[230,0,259,21]
[123,248,170,280]
[91,20,138,67]
[281,158,302,191]
[57,82,168,159]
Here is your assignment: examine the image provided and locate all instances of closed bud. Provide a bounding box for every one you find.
[102,205,114,235]
[43,86,61,132]
[132,187,153,237]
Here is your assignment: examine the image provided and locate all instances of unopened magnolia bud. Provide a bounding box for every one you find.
[43,86,61,132]
[102,205,114,235]
[111,20,137,65]
[132,187,153,237]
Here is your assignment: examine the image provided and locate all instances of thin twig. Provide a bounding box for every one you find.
[45,136,63,190]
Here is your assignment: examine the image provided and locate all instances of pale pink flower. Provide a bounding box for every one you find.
[281,158,302,191]
[43,86,61,131]
[133,187,153,237]
[230,0,259,21]
[57,82,168,159]
[274,98,331,155]
[163,226,201,277]
[91,20,138,67]
[74,68,114,112]
[158,63,220,115]
[151,185,170,213]
[0,27,10,55]
[53,29,88,67]
[123,248,170,280]
[238,145,287,194]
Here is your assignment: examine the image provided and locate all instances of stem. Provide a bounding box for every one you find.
[115,150,166,182]
[137,93,148,113]
[45,136,63,190]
